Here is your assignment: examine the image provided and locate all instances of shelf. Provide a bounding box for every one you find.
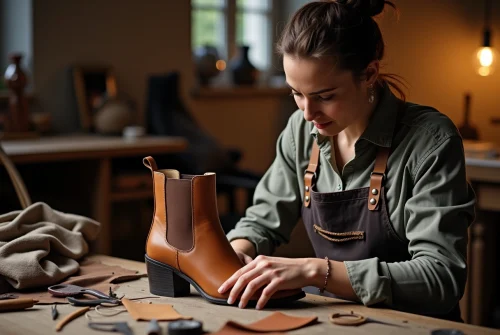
[110,190,153,202]
[0,91,35,103]
[190,86,289,99]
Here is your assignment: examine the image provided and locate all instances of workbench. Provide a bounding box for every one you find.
[0,255,497,335]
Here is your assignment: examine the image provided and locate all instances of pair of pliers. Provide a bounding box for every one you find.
[48,284,121,306]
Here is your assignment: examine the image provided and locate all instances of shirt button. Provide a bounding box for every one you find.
[337,184,342,190]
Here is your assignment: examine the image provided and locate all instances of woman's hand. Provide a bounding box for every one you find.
[230,239,256,265]
[218,255,319,310]
[235,250,253,265]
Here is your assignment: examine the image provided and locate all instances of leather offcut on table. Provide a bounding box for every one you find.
[122,298,193,321]
[5,260,147,304]
[211,312,318,335]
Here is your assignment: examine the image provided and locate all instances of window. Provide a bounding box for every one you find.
[191,0,273,70]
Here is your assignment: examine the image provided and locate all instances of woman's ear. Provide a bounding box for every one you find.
[365,60,380,86]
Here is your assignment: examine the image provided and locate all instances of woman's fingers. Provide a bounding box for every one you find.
[242,254,253,264]
[226,267,262,305]
[238,273,271,309]
[218,260,256,294]
[256,279,282,310]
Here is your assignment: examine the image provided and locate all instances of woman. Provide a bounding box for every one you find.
[219,0,475,321]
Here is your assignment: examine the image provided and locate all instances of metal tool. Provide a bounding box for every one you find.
[168,320,203,335]
[51,305,59,320]
[88,322,133,335]
[0,293,18,300]
[431,330,465,335]
[48,284,121,306]
[147,319,161,335]
[329,311,408,328]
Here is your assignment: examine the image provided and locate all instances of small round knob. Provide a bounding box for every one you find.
[371,188,378,195]
[305,196,310,201]
[305,186,309,192]
[369,198,377,205]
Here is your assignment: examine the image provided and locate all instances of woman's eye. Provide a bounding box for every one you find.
[317,94,334,101]
[290,91,302,98]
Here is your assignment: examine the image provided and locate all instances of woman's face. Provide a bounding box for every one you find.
[283,55,371,137]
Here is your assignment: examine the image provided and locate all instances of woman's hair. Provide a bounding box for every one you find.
[277,0,406,100]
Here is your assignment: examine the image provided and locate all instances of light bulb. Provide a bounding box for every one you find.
[474,46,498,76]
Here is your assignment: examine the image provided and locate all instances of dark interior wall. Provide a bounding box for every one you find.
[32,0,193,132]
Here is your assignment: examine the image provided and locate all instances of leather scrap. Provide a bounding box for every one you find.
[0,298,37,312]
[211,324,284,335]
[211,312,318,334]
[122,298,193,321]
[5,260,147,304]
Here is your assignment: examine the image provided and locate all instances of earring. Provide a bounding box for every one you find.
[368,85,375,104]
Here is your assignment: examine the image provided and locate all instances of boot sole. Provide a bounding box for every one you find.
[145,254,305,306]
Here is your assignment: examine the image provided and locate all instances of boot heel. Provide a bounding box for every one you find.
[146,256,190,297]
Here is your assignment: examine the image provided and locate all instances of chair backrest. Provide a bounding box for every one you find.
[145,72,233,174]
[0,143,31,209]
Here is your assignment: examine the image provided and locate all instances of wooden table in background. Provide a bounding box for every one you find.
[0,255,497,335]
[0,135,187,255]
[462,157,500,326]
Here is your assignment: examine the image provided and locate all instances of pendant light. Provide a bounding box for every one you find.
[474,0,497,76]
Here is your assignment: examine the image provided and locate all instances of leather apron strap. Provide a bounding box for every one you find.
[303,141,320,207]
[303,141,390,211]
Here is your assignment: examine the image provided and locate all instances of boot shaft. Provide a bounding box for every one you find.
[144,156,221,252]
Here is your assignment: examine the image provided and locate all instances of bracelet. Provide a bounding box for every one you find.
[319,256,330,294]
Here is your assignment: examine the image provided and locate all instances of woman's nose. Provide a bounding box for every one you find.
[302,100,318,122]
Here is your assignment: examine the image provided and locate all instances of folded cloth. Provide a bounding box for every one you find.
[10,260,147,304]
[0,202,101,292]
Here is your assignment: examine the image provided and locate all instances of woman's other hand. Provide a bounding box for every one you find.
[230,239,257,265]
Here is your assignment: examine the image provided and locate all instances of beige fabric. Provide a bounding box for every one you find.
[0,202,100,291]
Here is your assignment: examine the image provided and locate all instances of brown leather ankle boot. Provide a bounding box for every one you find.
[143,156,305,306]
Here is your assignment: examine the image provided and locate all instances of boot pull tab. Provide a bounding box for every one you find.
[143,156,158,172]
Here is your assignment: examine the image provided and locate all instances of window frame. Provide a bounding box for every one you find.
[191,0,274,70]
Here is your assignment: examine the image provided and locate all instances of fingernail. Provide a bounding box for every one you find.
[227,297,234,304]
[238,301,244,309]
[218,285,224,293]
[256,304,262,310]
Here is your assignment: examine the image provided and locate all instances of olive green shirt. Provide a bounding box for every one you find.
[226,85,476,315]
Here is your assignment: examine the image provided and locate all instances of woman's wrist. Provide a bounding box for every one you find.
[303,257,329,288]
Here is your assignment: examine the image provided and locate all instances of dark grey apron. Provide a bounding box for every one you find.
[300,139,462,322]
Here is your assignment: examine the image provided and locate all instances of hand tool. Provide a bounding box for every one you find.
[48,284,121,306]
[88,322,133,335]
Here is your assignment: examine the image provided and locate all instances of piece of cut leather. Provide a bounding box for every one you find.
[211,312,318,334]
[0,298,37,312]
[122,298,193,321]
[6,260,147,304]
[211,324,284,335]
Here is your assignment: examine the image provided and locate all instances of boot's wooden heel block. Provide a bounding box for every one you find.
[146,256,190,297]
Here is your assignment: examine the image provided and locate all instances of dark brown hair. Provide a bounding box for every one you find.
[277,0,406,100]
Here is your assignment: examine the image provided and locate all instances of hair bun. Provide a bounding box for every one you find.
[334,0,387,17]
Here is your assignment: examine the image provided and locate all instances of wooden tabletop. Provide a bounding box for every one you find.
[0,134,188,163]
[0,255,497,335]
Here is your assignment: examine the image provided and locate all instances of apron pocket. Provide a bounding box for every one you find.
[313,224,364,242]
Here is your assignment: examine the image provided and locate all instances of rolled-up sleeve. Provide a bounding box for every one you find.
[345,135,475,314]
[226,117,302,256]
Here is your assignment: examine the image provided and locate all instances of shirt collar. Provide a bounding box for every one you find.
[310,83,401,148]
